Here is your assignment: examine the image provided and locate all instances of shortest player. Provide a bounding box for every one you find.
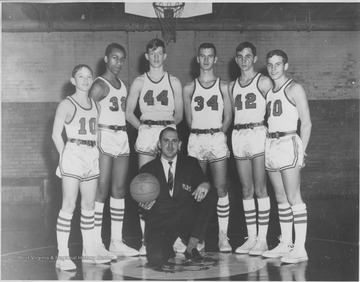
[52,64,111,271]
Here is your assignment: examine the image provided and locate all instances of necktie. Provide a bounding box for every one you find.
[168,161,173,193]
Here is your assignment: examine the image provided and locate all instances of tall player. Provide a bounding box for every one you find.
[89,43,139,257]
[262,50,312,264]
[52,64,111,270]
[126,38,183,255]
[229,42,273,256]
[183,43,232,252]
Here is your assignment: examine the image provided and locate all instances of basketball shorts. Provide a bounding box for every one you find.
[56,142,99,181]
[188,131,230,163]
[135,123,176,156]
[97,129,130,158]
[265,134,304,172]
[232,126,267,160]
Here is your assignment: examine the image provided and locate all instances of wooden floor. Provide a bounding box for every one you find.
[1,191,358,281]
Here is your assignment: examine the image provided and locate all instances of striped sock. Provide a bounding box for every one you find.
[243,199,257,237]
[278,203,293,244]
[217,194,230,234]
[110,197,124,241]
[291,203,307,245]
[257,197,270,240]
[94,201,104,244]
[81,209,95,250]
[56,210,73,256]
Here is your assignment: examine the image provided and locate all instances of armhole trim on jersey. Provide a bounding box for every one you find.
[190,80,197,100]
[93,98,100,114]
[65,97,77,125]
[256,73,266,100]
[284,80,296,107]
[218,78,224,99]
[167,72,175,98]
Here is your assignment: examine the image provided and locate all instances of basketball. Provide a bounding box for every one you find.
[130,173,161,203]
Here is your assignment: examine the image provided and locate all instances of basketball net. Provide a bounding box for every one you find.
[153,2,185,44]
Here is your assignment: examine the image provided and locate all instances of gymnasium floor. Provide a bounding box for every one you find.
[1,174,358,281]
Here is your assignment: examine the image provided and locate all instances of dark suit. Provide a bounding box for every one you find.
[140,153,217,266]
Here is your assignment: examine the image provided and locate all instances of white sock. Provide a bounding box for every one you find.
[278,203,293,244]
[110,197,125,241]
[257,196,270,240]
[217,194,230,234]
[243,198,257,238]
[291,203,307,246]
[81,209,95,251]
[56,210,73,256]
[94,201,104,244]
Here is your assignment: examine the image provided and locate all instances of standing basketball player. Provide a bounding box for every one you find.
[89,43,139,257]
[262,50,312,264]
[229,42,273,256]
[52,64,111,271]
[126,38,183,255]
[183,43,232,252]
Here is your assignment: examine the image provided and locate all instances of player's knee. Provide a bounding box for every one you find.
[254,186,268,198]
[61,201,76,214]
[81,199,95,211]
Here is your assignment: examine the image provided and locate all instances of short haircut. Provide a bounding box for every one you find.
[146,38,166,53]
[236,42,257,56]
[266,49,288,64]
[198,43,217,57]
[159,127,179,141]
[105,43,126,57]
[72,64,93,78]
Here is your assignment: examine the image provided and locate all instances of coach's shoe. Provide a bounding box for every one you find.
[249,238,268,256]
[82,249,111,264]
[197,241,205,252]
[139,243,147,256]
[235,236,257,254]
[262,237,292,258]
[95,243,117,260]
[109,239,139,257]
[173,237,187,253]
[218,231,232,252]
[281,244,308,264]
[56,256,76,271]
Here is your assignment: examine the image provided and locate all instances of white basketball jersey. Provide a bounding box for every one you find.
[231,73,266,124]
[191,78,224,129]
[266,79,299,132]
[65,96,98,141]
[96,77,127,126]
[139,72,175,121]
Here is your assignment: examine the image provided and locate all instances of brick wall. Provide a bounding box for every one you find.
[1,30,359,200]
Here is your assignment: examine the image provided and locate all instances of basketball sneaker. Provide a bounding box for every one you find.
[281,244,308,264]
[197,241,205,252]
[94,243,117,260]
[262,237,292,258]
[109,239,139,257]
[235,236,257,254]
[82,248,112,264]
[139,243,147,256]
[173,237,187,253]
[249,238,268,256]
[218,231,232,252]
[55,256,76,271]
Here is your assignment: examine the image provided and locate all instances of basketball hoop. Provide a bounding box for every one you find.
[153,2,185,44]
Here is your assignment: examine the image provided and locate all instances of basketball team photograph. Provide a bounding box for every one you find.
[1,1,359,281]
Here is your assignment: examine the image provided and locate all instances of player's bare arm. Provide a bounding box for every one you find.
[126,75,145,130]
[52,99,75,154]
[89,79,109,102]
[287,81,312,153]
[182,81,195,128]
[258,75,273,98]
[228,80,236,114]
[220,80,233,133]
[170,75,183,125]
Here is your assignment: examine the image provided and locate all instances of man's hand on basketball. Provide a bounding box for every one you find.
[139,200,156,210]
[192,182,210,202]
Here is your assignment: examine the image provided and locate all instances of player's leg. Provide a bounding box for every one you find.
[249,155,270,255]
[55,176,79,270]
[234,159,258,254]
[94,153,112,248]
[281,166,308,263]
[210,159,231,252]
[108,156,139,256]
[80,178,111,264]
[262,170,293,258]
[138,153,156,169]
